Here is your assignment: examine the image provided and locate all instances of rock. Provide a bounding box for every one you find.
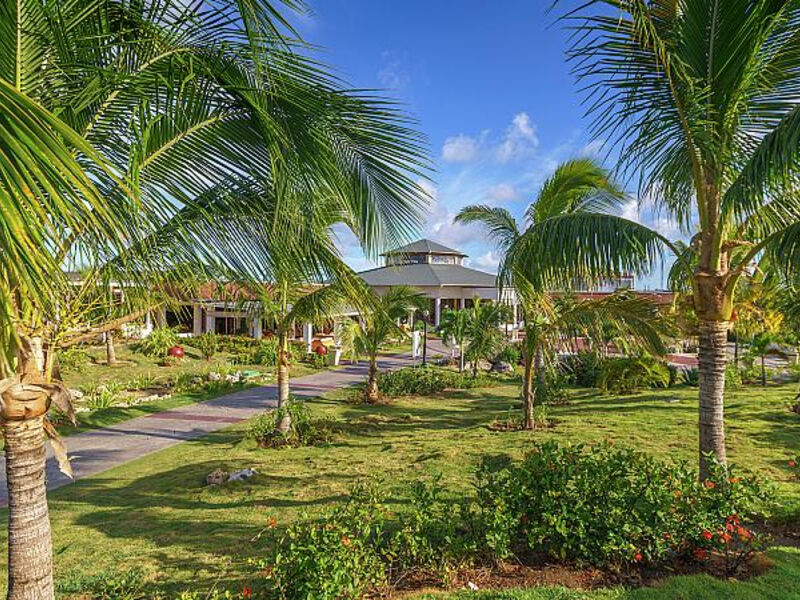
[70,389,84,400]
[467,582,479,591]
[206,469,228,486]
[75,406,92,414]
[492,361,514,374]
[228,468,257,482]
[207,371,222,381]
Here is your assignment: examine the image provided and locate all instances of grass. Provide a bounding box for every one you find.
[1,378,799,597]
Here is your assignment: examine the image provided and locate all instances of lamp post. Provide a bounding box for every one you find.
[422,309,429,367]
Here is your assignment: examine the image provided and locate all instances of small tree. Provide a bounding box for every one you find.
[464,299,505,377]
[437,308,471,372]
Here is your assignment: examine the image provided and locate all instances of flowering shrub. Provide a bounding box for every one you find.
[692,514,767,575]
[474,441,769,568]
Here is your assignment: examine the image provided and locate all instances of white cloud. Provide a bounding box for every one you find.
[495,112,539,163]
[487,183,518,201]
[579,139,605,157]
[442,134,479,163]
[472,251,501,272]
[621,199,639,222]
[377,51,411,91]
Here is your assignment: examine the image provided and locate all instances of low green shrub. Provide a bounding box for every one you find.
[187,332,218,360]
[307,353,328,369]
[136,327,180,358]
[377,366,502,397]
[246,399,335,448]
[560,351,601,387]
[56,568,146,599]
[476,441,769,569]
[682,367,700,387]
[232,339,280,366]
[596,356,671,394]
[58,346,91,373]
[494,343,521,365]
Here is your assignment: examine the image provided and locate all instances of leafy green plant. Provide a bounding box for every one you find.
[188,332,218,360]
[136,327,180,358]
[493,343,521,366]
[308,352,328,369]
[58,346,92,373]
[56,568,146,599]
[560,351,602,387]
[596,356,671,394]
[82,382,126,410]
[682,367,700,387]
[246,399,335,448]
[377,367,502,398]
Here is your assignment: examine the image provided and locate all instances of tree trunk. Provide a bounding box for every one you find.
[277,332,290,407]
[459,341,464,373]
[698,320,729,480]
[105,331,116,366]
[365,356,379,403]
[522,351,535,430]
[761,355,766,387]
[4,416,55,600]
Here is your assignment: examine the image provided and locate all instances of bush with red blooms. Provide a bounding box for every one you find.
[789,457,799,478]
[692,514,767,575]
[475,442,770,569]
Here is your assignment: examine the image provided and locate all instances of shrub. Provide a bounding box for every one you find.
[56,568,146,599]
[377,367,502,398]
[474,441,768,568]
[232,339,280,366]
[136,327,179,358]
[58,346,91,373]
[596,356,670,394]
[560,351,601,387]
[494,343,521,365]
[246,399,335,448]
[264,483,389,599]
[188,332,218,360]
[82,382,126,410]
[682,367,700,387]
[726,363,742,388]
[308,352,328,369]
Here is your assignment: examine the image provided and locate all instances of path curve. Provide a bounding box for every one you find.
[0,350,435,506]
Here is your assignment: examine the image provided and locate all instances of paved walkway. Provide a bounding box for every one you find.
[0,351,431,505]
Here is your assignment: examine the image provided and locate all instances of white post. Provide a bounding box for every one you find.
[205,311,215,335]
[303,322,314,353]
[193,304,203,336]
[434,297,442,327]
[252,316,262,339]
[459,297,466,310]
[407,309,415,330]
[412,330,421,358]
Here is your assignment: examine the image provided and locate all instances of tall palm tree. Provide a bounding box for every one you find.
[532,1,800,477]
[437,308,471,372]
[352,286,426,403]
[0,1,429,597]
[458,158,671,428]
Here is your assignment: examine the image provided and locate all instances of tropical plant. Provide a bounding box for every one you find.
[437,308,471,372]
[0,0,429,596]
[136,327,180,359]
[350,286,426,403]
[529,2,800,477]
[457,159,671,429]
[463,299,505,377]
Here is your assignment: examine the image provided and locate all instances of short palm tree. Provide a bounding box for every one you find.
[534,1,800,477]
[0,1,428,597]
[437,308,471,372]
[352,286,426,403]
[457,158,671,428]
[464,299,506,377]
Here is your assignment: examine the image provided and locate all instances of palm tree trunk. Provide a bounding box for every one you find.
[698,320,729,479]
[459,341,464,373]
[761,355,766,387]
[4,415,55,600]
[522,350,535,430]
[105,331,116,366]
[277,332,290,407]
[365,356,379,403]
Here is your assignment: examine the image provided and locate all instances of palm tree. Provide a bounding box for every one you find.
[533,2,800,477]
[437,308,471,372]
[464,298,506,377]
[352,286,426,403]
[457,159,671,428]
[0,1,429,596]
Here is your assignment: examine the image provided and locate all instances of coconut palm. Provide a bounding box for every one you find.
[437,308,471,372]
[350,286,426,403]
[463,299,506,377]
[457,158,671,428]
[534,1,800,477]
[0,1,428,596]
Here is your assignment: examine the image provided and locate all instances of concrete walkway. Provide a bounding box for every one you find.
[0,351,427,506]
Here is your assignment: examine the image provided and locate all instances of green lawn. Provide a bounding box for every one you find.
[1,378,798,597]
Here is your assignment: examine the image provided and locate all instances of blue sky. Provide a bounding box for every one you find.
[294,1,677,289]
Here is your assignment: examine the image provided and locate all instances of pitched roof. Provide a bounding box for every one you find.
[358,263,497,288]
[381,238,466,257]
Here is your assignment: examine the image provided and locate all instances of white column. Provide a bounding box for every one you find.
[303,322,314,353]
[407,309,415,330]
[205,310,215,335]
[252,316,262,339]
[434,297,441,327]
[512,303,519,341]
[459,297,466,310]
[193,304,203,336]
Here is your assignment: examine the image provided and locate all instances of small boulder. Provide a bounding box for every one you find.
[206,469,228,486]
[70,389,84,400]
[228,468,257,482]
[492,361,514,374]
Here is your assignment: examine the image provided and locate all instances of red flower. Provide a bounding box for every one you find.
[726,522,735,533]
[266,517,278,529]
[703,480,716,489]
[693,548,709,561]
[726,514,740,525]
[341,536,352,547]
[673,490,681,499]
[634,552,643,563]
[789,460,797,468]
[701,530,713,541]
[242,587,253,598]
[728,477,740,484]
[721,533,733,544]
